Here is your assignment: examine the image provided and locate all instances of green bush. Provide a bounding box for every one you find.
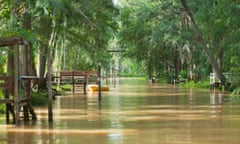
[119,72,144,77]
[30,91,48,106]
[195,80,210,88]
[158,77,168,83]
[182,80,195,87]
[179,70,188,79]
[232,87,240,95]
[0,90,5,114]
[181,79,210,89]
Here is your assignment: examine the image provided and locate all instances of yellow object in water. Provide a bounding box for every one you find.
[87,84,109,92]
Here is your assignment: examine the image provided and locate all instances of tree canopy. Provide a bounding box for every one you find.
[117,0,240,88]
[0,0,239,90]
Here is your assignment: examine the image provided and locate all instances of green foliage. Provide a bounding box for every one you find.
[181,80,196,88]
[117,0,240,90]
[181,79,210,89]
[0,0,119,96]
[158,77,168,83]
[30,91,48,106]
[0,90,6,114]
[0,0,239,93]
[119,58,146,77]
[179,70,188,79]
[118,0,183,77]
[196,80,211,89]
[119,72,143,77]
[0,1,11,19]
[0,27,37,42]
[232,87,240,95]
[60,84,72,91]
[0,49,7,74]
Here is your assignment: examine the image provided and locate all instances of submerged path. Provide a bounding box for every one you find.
[0,78,240,144]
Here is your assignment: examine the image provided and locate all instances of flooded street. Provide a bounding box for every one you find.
[1,78,240,144]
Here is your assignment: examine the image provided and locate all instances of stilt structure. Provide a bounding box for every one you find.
[0,75,15,123]
[0,37,36,124]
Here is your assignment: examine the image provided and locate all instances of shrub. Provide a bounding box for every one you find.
[30,91,48,106]
[0,89,6,114]
[181,79,210,89]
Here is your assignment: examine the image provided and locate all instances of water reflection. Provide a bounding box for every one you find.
[108,132,124,144]
[0,78,240,144]
[210,89,223,105]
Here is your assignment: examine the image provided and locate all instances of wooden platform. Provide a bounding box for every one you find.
[52,70,99,94]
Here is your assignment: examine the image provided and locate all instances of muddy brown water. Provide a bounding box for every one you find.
[1,78,240,144]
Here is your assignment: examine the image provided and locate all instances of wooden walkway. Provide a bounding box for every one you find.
[52,70,99,94]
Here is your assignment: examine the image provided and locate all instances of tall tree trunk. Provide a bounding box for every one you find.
[174,46,179,80]
[147,61,152,79]
[39,42,47,77]
[217,47,223,70]
[29,43,37,76]
[23,11,36,77]
[38,42,48,91]
[50,29,58,71]
[184,44,193,80]
[180,0,226,85]
[47,37,53,122]
[60,33,66,71]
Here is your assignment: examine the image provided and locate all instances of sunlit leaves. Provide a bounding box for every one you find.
[118,0,184,77]
[118,0,239,82]
[0,2,12,19]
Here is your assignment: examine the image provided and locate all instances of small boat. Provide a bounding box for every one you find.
[87,84,109,92]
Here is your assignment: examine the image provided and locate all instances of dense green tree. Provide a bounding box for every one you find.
[118,0,191,80]
[118,0,239,89]
[1,0,239,91]
[0,0,118,89]
[180,0,240,87]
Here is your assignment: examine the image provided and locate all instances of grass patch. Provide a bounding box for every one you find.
[158,77,169,83]
[181,79,210,89]
[60,84,72,91]
[119,73,144,77]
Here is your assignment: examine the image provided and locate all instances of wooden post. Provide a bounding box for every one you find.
[7,45,15,123]
[47,47,53,122]
[4,80,10,122]
[84,72,87,95]
[98,65,101,101]
[72,71,75,94]
[14,43,20,125]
